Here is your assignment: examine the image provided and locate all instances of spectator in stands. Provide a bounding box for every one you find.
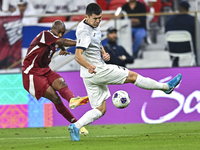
[45,0,76,14]
[138,0,157,44]
[104,27,134,67]
[68,0,96,21]
[71,0,96,13]
[12,0,38,25]
[2,0,18,14]
[39,0,77,22]
[142,0,157,22]
[140,0,157,14]
[165,0,196,67]
[122,0,147,58]
[30,0,49,14]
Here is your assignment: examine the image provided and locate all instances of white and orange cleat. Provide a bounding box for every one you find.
[79,126,89,135]
[69,96,89,109]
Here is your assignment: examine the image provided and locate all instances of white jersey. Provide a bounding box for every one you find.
[76,21,129,108]
[76,19,104,78]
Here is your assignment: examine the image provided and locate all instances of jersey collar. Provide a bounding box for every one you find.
[84,19,95,29]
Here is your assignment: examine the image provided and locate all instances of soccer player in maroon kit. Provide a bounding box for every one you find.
[22,20,89,134]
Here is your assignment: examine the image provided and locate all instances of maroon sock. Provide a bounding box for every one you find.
[55,102,77,123]
[59,87,74,102]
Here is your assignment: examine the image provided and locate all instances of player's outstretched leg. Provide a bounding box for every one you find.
[69,96,89,109]
[164,73,182,94]
[129,72,182,94]
[68,123,80,141]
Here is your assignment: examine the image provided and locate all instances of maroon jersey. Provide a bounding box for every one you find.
[22,30,60,75]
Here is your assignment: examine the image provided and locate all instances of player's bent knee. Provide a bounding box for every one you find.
[102,109,106,115]
[96,106,106,115]
[52,78,68,91]
[96,101,107,115]
[98,108,106,115]
[124,71,138,83]
[59,79,67,87]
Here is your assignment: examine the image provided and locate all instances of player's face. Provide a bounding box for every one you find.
[86,14,102,28]
[51,25,66,38]
[18,3,27,14]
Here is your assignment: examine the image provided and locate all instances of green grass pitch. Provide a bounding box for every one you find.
[0,122,200,150]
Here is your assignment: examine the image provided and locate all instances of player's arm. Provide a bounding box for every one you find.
[75,48,96,74]
[55,38,76,47]
[101,46,110,61]
[55,38,76,49]
[55,38,76,55]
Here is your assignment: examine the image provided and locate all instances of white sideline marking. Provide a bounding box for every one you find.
[0,136,67,140]
[0,135,132,140]
[0,133,199,140]
[156,133,200,136]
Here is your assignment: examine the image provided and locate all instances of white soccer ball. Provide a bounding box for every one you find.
[112,90,130,109]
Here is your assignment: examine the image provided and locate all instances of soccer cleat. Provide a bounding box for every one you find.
[164,74,182,94]
[68,123,80,141]
[69,96,89,109]
[79,126,89,135]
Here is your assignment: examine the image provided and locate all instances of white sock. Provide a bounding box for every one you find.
[134,74,168,91]
[74,109,103,129]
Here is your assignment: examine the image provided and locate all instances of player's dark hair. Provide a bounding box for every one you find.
[86,3,102,16]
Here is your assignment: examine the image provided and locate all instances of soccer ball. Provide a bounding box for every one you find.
[112,90,130,109]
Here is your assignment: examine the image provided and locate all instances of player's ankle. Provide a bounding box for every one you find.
[74,122,81,129]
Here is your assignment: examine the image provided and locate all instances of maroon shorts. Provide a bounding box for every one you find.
[22,70,62,100]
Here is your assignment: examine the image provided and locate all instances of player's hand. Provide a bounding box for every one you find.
[119,55,126,61]
[88,65,97,74]
[59,50,71,56]
[103,53,110,61]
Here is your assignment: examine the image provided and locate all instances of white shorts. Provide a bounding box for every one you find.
[83,64,129,108]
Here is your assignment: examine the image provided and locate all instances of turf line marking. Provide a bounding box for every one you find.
[157,133,200,136]
[0,136,67,140]
[0,135,132,140]
[1,133,199,140]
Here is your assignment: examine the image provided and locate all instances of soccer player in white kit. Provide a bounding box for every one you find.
[68,3,182,141]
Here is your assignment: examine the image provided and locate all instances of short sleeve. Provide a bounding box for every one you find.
[39,31,60,46]
[76,31,91,50]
